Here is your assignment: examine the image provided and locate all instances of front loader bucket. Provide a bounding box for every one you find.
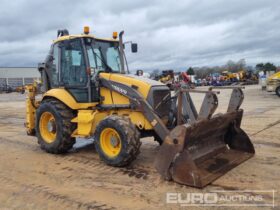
[154,88,255,188]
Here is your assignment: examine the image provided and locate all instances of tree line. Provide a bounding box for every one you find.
[185,59,277,79]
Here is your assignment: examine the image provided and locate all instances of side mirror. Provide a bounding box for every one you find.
[131,43,138,53]
[38,62,47,72]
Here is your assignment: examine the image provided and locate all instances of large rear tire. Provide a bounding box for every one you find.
[36,99,76,154]
[94,115,141,167]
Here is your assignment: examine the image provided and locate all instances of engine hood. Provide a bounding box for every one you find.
[122,74,164,86]
[99,73,167,99]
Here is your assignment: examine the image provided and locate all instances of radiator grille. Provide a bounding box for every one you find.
[152,88,171,118]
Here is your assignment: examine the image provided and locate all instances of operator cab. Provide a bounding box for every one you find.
[40,27,137,103]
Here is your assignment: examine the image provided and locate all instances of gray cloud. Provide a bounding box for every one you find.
[0,0,279,70]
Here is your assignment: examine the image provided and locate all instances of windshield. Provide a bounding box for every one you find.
[85,39,121,73]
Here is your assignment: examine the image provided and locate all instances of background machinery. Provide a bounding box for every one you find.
[24,27,255,188]
[266,71,280,97]
[159,70,175,89]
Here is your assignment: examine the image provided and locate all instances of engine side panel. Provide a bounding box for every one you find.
[43,88,97,109]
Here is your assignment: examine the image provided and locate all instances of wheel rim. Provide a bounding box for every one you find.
[100,128,121,158]
[39,112,57,143]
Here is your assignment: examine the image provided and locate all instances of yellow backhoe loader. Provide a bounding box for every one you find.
[24,27,254,188]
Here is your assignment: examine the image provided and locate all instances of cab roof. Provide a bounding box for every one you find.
[53,34,119,44]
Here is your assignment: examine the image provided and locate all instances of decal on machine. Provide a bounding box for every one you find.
[111,84,128,95]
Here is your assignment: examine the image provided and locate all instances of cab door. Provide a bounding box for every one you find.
[58,38,99,103]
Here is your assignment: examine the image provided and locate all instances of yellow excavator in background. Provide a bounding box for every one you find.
[24,27,255,188]
[266,71,280,97]
[221,71,237,81]
[238,70,258,83]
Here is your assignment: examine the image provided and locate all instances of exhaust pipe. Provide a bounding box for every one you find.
[119,31,125,74]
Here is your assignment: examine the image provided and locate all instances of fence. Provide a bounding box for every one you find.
[0,77,38,87]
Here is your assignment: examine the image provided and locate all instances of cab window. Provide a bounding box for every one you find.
[49,44,59,87]
[60,39,87,86]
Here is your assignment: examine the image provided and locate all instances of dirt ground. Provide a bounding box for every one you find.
[0,85,279,210]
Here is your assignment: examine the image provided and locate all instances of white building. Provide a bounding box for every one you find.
[0,67,40,87]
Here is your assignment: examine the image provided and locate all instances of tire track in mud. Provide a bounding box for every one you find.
[250,119,280,136]
[0,136,152,181]
[0,136,40,151]
[1,134,203,191]
[62,155,150,180]
[0,116,25,126]
[1,136,262,192]
[254,141,280,148]
[0,136,164,206]
[0,175,115,210]
[3,135,278,193]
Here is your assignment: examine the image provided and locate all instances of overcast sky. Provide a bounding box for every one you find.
[0,0,279,70]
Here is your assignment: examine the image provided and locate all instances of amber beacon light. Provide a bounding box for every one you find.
[113,32,118,39]
[84,26,90,34]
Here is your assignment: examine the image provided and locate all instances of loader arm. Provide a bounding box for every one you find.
[100,78,255,188]
[100,77,191,180]
[99,78,170,140]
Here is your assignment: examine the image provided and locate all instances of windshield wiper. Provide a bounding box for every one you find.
[92,47,113,72]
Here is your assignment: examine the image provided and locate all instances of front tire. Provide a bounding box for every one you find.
[36,99,76,154]
[94,115,141,167]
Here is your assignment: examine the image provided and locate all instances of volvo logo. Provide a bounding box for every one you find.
[111,84,128,95]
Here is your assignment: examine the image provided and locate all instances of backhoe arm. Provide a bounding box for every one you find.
[25,82,40,136]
